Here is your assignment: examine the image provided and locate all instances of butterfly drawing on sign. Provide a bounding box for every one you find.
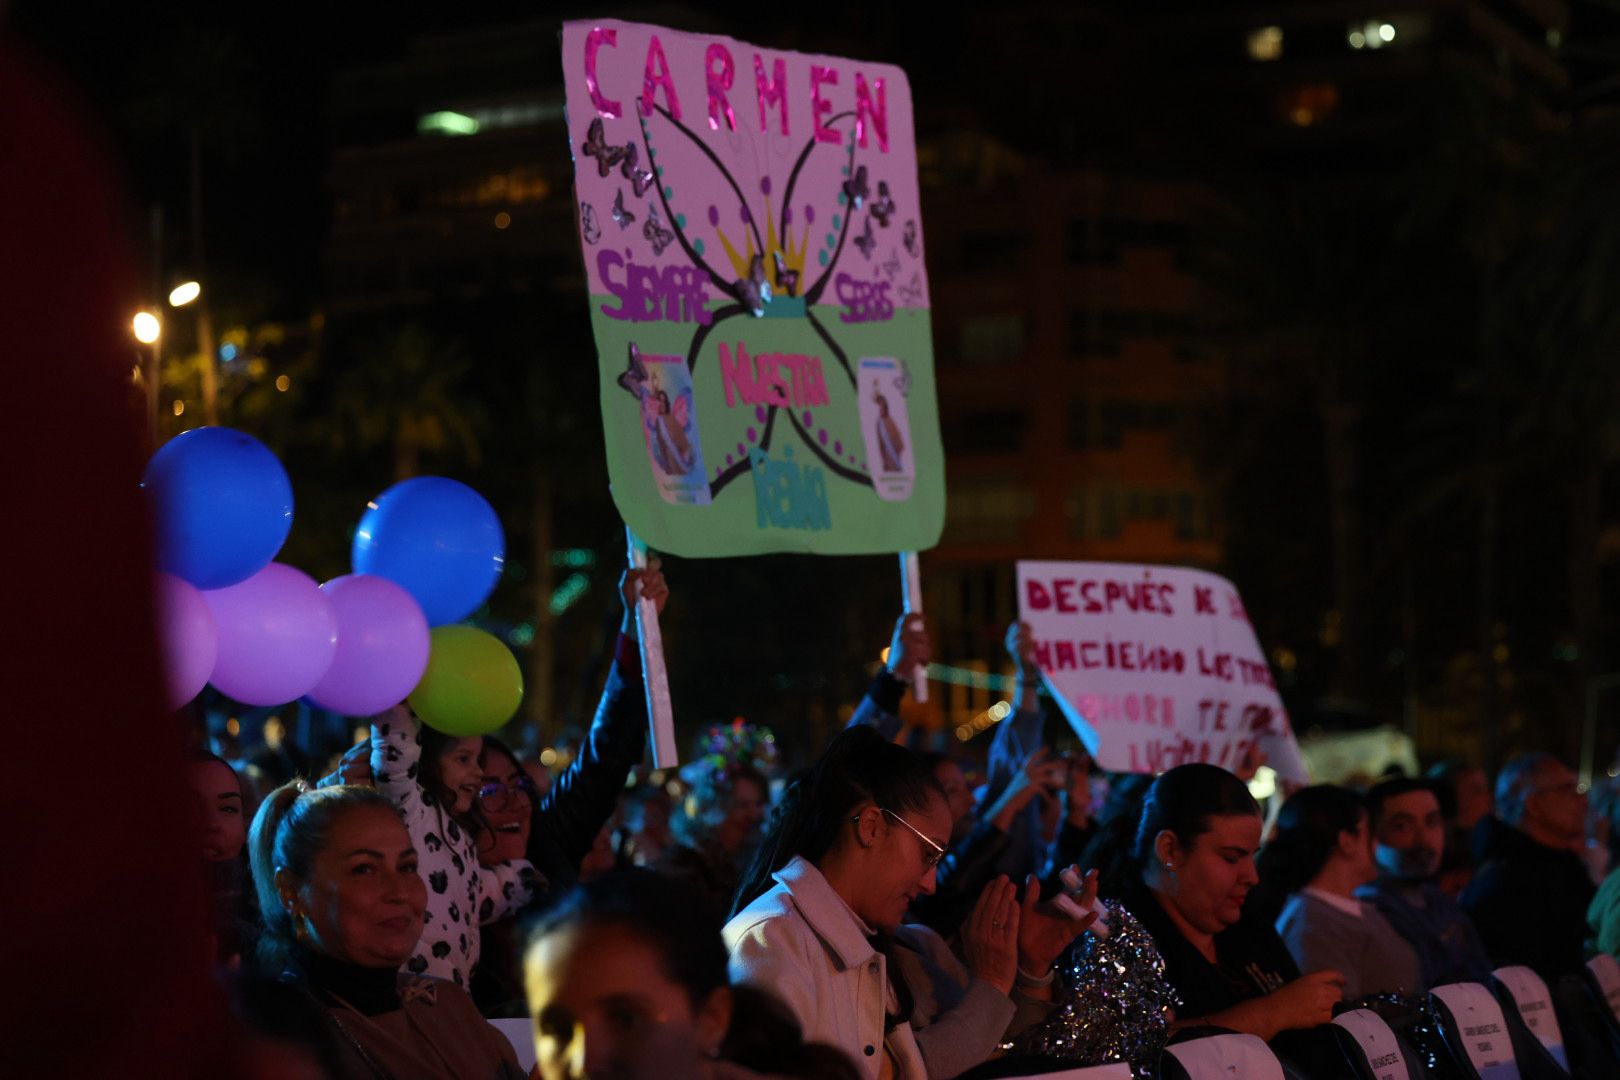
[611,189,636,230]
[580,202,601,245]
[870,181,896,227]
[903,219,920,258]
[897,272,923,307]
[619,142,655,198]
[853,217,877,260]
[894,358,913,398]
[581,118,628,177]
[616,342,649,400]
[843,164,870,209]
[735,253,773,317]
[773,251,800,298]
[644,204,675,256]
[880,250,901,281]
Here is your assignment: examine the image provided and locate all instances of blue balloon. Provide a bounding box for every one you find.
[142,427,294,590]
[352,477,504,626]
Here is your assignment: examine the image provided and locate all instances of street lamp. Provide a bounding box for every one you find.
[168,280,201,307]
[132,310,161,344]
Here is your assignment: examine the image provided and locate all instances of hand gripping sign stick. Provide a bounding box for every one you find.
[899,551,929,704]
[627,526,678,767]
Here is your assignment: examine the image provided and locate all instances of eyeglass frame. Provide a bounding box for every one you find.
[477,775,539,811]
[850,806,947,869]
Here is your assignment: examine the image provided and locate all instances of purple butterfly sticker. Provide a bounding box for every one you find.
[580,201,601,245]
[897,272,923,307]
[870,181,896,227]
[620,142,655,199]
[734,253,772,317]
[644,205,675,256]
[903,219,920,258]
[612,189,636,230]
[773,251,799,298]
[581,118,627,178]
[880,250,901,281]
[853,217,876,260]
[616,342,648,400]
[843,164,870,209]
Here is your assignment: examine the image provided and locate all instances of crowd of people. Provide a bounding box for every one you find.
[177,566,1620,1078]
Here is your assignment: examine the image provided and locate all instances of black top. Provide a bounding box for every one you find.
[1119,881,1300,1022]
[1461,819,1596,980]
[285,945,403,1017]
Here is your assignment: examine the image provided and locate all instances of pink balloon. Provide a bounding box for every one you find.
[203,563,338,706]
[155,572,218,710]
[307,574,431,716]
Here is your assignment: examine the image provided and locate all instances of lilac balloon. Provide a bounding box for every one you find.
[203,563,338,706]
[156,572,218,710]
[307,575,431,717]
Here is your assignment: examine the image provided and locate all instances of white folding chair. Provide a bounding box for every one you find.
[488,1017,537,1074]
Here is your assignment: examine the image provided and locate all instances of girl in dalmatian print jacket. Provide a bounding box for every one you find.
[370,706,538,987]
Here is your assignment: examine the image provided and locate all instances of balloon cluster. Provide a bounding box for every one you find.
[144,427,523,735]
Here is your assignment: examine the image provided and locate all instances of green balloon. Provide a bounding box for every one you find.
[409,625,523,736]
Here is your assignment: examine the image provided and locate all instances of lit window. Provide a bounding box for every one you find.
[1247,26,1283,62]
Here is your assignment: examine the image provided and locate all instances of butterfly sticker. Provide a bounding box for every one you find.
[897,272,923,306]
[734,253,773,317]
[880,250,901,281]
[903,219,920,258]
[853,217,877,260]
[644,204,675,256]
[843,164,870,209]
[612,189,636,230]
[894,359,913,398]
[870,181,896,227]
[773,251,800,298]
[620,142,655,199]
[616,342,649,401]
[581,118,628,178]
[580,202,601,245]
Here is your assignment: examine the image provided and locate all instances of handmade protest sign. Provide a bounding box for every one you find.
[561,19,944,557]
[1016,561,1307,781]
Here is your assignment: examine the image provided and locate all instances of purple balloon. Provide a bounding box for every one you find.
[307,575,431,717]
[204,563,338,706]
[156,572,218,710]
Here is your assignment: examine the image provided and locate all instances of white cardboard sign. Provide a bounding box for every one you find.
[1494,966,1568,1071]
[1332,1009,1409,1080]
[1015,561,1306,780]
[1430,983,1517,1079]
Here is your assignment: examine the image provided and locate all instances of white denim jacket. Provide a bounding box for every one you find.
[724,856,927,1080]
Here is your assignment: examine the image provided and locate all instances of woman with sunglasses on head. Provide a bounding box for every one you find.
[725,725,1089,1079]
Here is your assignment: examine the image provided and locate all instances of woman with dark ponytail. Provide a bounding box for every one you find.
[725,727,1087,1079]
[248,781,524,1078]
[1261,785,1421,999]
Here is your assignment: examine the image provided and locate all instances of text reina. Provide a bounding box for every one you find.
[582,28,891,150]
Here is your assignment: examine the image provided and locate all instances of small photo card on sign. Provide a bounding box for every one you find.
[1493,965,1568,1071]
[1331,1009,1409,1080]
[1430,983,1516,1080]
[1015,561,1307,781]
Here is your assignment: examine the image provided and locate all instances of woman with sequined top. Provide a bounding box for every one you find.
[1012,764,1347,1076]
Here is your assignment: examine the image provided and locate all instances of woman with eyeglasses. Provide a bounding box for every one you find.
[725,725,1085,1079]
[470,735,543,1015]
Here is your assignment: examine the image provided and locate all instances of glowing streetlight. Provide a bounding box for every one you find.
[132,311,161,344]
[168,280,201,307]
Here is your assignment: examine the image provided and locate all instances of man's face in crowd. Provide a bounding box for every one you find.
[1373,789,1445,881]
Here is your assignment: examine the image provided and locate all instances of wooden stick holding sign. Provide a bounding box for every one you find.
[899,551,929,704]
[627,526,678,768]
